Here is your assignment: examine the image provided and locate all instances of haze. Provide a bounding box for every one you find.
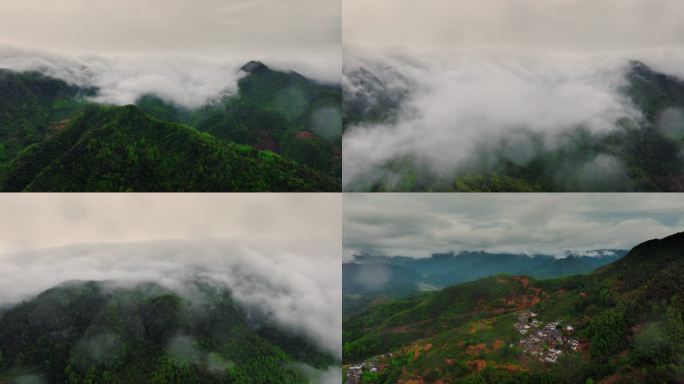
[0,0,340,55]
[344,0,684,52]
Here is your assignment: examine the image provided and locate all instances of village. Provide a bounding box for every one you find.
[513,311,579,363]
[344,353,391,384]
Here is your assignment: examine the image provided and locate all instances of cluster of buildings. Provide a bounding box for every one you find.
[514,311,579,363]
[345,353,392,384]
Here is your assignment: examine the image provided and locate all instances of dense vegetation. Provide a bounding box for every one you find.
[343,251,624,315]
[343,61,684,192]
[0,62,341,191]
[0,281,336,384]
[343,232,684,383]
[2,105,337,191]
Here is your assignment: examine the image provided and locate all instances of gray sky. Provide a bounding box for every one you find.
[343,194,684,260]
[0,0,340,54]
[344,0,684,51]
[0,194,340,255]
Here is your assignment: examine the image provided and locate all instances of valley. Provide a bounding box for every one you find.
[342,232,684,384]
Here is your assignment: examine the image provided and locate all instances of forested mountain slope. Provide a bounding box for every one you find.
[0,281,336,384]
[0,61,341,191]
[343,233,684,383]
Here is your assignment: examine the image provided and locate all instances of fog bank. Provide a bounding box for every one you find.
[342,47,684,188]
[0,46,341,108]
[0,240,341,359]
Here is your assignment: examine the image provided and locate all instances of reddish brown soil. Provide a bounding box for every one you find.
[295,130,314,139]
[467,359,487,372]
[599,373,621,384]
[47,119,70,137]
[386,325,412,334]
[466,343,487,356]
[255,130,278,151]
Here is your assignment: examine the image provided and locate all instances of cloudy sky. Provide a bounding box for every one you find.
[0,194,342,363]
[0,0,340,55]
[0,194,340,255]
[344,0,684,51]
[343,194,684,260]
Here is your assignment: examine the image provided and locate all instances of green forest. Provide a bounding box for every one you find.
[0,61,341,191]
[0,281,337,384]
[343,232,684,383]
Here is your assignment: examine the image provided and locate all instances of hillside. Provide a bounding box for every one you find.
[343,251,624,316]
[343,233,684,383]
[343,61,684,192]
[0,69,90,162]
[0,62,342,190]
[0,280,336,384]
[137,61,342,180]
[1,104,338,191]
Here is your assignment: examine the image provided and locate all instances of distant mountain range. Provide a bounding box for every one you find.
[0,61,341,191]
[343,61,684,192]
[343,233,684,383]
[0,280,336,384]
[343,250,626,315]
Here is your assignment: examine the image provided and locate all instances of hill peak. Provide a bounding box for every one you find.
[240,60,270,74]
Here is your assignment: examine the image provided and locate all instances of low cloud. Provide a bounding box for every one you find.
[0,46,340,109]
[342,47,684,189]
[0,240,341,359]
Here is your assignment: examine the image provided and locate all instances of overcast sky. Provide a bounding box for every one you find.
[0,194,340,255]
[0,0,340,55]
[344,0,684,52]
[343,194,684,260]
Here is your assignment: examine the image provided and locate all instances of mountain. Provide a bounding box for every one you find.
[342,64,413,129]
[343,61,684,192]
[0,61,341,191]
[343,251,624,315]
[1,105,337,191]
[0,280,336,384]
[139,61,342,180]
[343,233,684,383]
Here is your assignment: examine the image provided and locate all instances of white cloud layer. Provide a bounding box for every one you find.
[0,194,342,359]
[343,194,684,261]
[342,47,684,188]
[0,47,341,108]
